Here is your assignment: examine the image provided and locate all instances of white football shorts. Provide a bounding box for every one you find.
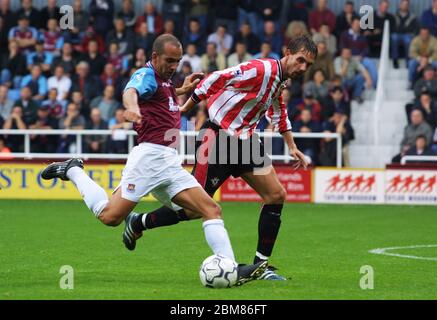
[115,142,200,207]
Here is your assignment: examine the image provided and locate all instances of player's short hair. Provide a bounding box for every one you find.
[287,35,318,59]
[152,34,182,55]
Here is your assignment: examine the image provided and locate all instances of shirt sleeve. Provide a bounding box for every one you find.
[265,93,292,134]
[124,67,158,100]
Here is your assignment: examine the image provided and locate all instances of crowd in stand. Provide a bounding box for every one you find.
[0,0,436,166]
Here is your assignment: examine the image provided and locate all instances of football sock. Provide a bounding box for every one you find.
[253,204,283,264]
[131,206,189,232]
[66,167,109,217]
[203,219,236,262]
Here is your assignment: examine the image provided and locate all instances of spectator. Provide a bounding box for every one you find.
[253,42,280,60]
[364,0,396,57]
[323,86,351,120]
[415,91,437,128]
[305,40,335,82]
[8,15,38,53]
[0,40,27,87]
[28,104,59,153]
[64,0,89,47]
[57,103,86,153]
[162,0,187,38]
[413,65,437,100]
[421,0,437,37]
[178,43,202,73]
[201,42,226,73]
[71,90,90,121]
[26,40,53,73]
[40,0,60,23]
[41,18,63,55]
[207,25,233,56]
[106,14,135,57]
[335,1,359,38]
[163,19,176,36]
[108,108,132,154]
[391,0,418,69]
[320,110,354,167]
[52,42,77,76]
[339,17,378,88]
[89,0,114,38]
[227,42,252,67]
[81,26,105,55]
[84,108,108,153]
[118,0,136,31]
[286,0,311,25]
[259,20,282,56]
[0,85,13,122]
[406,134,435,157]
[82,39,106,77]
[313,23,337,56]
[303,69,330,102]
[135,2,164,36]
[135,22,156,58]
[90,85,119,122]
[233,22,261,56]
[70,61,102,105]
[432,128,437,154]
[41,88,65,120]
[334,48,372,103]
[128,48,148,71]
[237,0,258,32]
[401,108,433,153]
[173,61,193,89]
[16,0,41,30]
[308,0,336,34]
[214,0,239,35]
[20,64,48,101]
[183,18,206,55]
[187,0,209,31]
[48,65,72,102]
[255,0,282,26]
[408,26,437,85]
[106,42,123,72]
[101,63,120,88]
[0,0,17,33]
[14,86,38,124]
[2,106,27,151]
[292,108,322,162]
[295,90,322,123]
[283,21,309,51]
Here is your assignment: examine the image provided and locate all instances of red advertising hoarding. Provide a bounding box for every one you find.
[220,168,312,202]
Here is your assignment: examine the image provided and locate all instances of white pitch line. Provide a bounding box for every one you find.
[369,244,437,261]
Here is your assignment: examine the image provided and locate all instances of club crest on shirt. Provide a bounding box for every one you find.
[127,184,136,192]
[211,177,220,186]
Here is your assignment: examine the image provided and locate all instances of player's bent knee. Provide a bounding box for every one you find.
[264,187,286,204]
[203,203,222,220]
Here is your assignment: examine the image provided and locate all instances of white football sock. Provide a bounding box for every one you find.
[202,219,235,262]
[67,167,109,217]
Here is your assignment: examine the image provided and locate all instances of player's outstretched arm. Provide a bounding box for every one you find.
[179,96,197,113]
[281,130,308,170]
[123,88,142,124]
[175,72,204,96]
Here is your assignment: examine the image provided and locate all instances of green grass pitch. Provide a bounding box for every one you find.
[1,200,437,300]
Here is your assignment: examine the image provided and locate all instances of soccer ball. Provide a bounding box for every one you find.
[199,254,238,288]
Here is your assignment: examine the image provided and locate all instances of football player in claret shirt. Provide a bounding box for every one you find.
[42,34,268,286]
[123,35,318,281]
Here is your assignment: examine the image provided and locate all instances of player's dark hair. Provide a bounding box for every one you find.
[287,35,318,59]
[152,34,182,55]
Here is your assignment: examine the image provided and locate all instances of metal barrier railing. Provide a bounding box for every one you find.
[401,155,437,165]
[0,129,343,167]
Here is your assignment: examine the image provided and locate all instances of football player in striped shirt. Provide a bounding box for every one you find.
[123,35,318,281]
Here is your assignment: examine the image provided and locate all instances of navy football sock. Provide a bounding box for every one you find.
[131,206,189,232]
[254,204,283,264]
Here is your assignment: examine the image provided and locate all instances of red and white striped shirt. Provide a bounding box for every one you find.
[191,58,292,139]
